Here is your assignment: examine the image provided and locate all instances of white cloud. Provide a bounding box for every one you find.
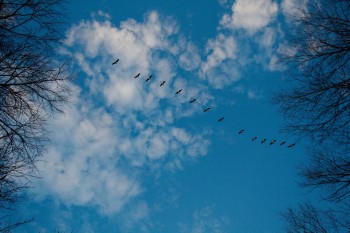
[200,33,239,89]
[36,88,210,214]
[35,102,141,215]
[178,206,230,233]
[252,26,283,70]
[220,0,278,33]
[178,42,201,71]
[232,85,263,100]
[259,27,276,51]
[247,89,263,99]
[35,11,212,215]
[121,202,151,231]
[281,0,308,17]
[218,0,228,7]
[203,33,236,72]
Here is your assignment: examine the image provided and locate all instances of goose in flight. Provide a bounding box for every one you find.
[261,138,267,144]
[287,143,296,148]
[239,129,245,134]
[175,89,182,95]
[280,141,286,146]
[203,107,211,112]
[145,75,152,82]
[252,136,257,142]
[189,98,197,103]
[218,117,224,122]
[270,140,276,146]
[112,59,119,65]
[134,73,140,78]
[160,81,166,86]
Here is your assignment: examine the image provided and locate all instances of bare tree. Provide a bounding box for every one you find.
[275,0,350,201]
[0,0,72,231]
[299,147,350,203]
[275,0,350,203]
[0,216,32,233]
[275,1,350,231]
[282,202,350,233]
[274,0,350,144]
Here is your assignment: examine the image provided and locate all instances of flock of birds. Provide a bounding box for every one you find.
[112,59,296,149]
[240,130,296,148]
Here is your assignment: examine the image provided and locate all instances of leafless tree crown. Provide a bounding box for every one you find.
[0,0,72,231]
[275,0,350,144]
[299,147,350,203]
[277,1,350,232]
[283,202,350,233]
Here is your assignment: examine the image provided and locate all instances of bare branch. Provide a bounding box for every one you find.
[0,0,72,231]
[274,0,350,144]
[282,202,350,233]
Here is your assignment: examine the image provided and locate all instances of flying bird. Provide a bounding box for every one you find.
[134,73,140,78]
[239,130,245,134]
[261,138,267,144]
[203,107,211,112]
[270,140,276,146]
[160,81,166,86]
[145,75,152,82]
[218,117,224,122]
[287,143,296,148]
[175,89,182,95]
[189,98,197,103]
[252,137,257,142]
[112,59,119,65]
[280,141,286,146]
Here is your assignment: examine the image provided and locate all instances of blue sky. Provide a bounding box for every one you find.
[14,0,315,232]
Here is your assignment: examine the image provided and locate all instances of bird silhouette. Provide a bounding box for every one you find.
[239,130,245,134]
[261,139,267,144]
[175,89,182,95]
[189,98,197,103]
[134,73,140,78]
[280,141,286,146]
[145,75,152,82]
[270,140,276,146]
[218,117,224,122]
[252,136,257,142]
[287,143,296,148]
[160,81,166,86]
[112,59,119,65]
[203,107,211,112]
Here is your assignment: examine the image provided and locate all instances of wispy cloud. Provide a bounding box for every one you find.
[34,11,212,215]
[217,0,231,8]
[35,0,284,216]
[178,41,201,71]
[119,201,152,232]
[35,101,141,215]
[281,0,308,17]
[220,0,278,34]
[178,206,230,233]
[200,33,240,89]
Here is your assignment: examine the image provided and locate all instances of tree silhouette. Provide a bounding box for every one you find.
[275,0,350,144]
[276,0,350,202]
[282,202,350,233]
[0,0,72,231]
[300,146,350,203]
[275,0,350,231]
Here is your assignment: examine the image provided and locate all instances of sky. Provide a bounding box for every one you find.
[13,0,315,232]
